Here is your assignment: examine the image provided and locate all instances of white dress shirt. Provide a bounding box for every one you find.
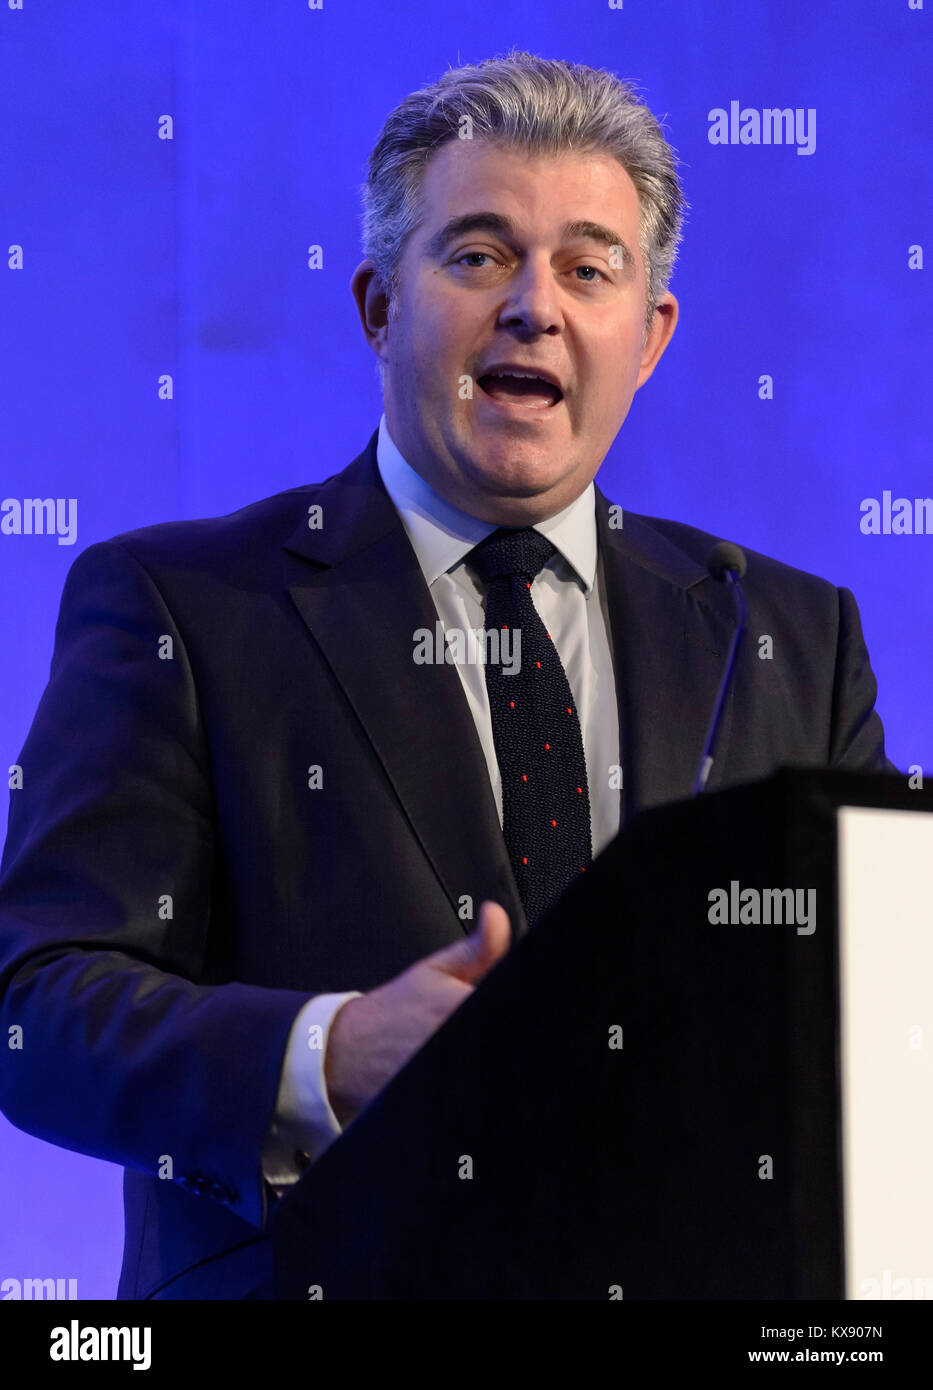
[261,412,621,1193]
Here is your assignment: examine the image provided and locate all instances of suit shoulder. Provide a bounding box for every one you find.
[64,474,341,590]
[625,510,840,600]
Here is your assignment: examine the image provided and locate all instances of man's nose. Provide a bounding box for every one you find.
[497,253,563,335]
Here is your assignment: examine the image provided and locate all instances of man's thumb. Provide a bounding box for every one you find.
[428,900,511,983]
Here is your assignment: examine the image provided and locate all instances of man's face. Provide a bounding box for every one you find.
[352,138,678,525]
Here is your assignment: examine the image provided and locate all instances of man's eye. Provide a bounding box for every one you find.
[452,254,604,280]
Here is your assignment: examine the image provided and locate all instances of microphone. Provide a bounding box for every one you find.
[692,542,748,796]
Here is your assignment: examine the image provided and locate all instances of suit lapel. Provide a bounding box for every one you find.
[283,432,528,939]
[595,488,740,828]
[282,430,740,940]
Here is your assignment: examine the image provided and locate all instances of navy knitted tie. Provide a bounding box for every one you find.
[467,526,593,929]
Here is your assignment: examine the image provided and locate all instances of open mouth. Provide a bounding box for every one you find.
[477,372,563,409]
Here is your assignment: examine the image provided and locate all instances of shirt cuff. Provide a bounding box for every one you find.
[261,991,363,1193]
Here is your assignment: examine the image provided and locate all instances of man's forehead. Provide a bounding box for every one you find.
[422,136,638,200]
[415,140,641,268]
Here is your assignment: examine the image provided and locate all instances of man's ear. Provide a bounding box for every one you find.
[636,292,679,389]
[350,260,390,366]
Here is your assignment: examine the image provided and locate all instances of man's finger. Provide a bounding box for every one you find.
[424,899,511,983]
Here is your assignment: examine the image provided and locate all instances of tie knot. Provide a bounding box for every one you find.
[467,526,556,586]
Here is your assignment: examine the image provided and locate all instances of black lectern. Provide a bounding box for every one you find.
[271,768,930,1300]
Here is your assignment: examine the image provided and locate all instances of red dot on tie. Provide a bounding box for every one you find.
[536,661,542,669]
[509,701,515,708]
[526,581,531,589]
[501,623,508,629]
[521,774,528,781]
[522,856,528,865]
[580,866,586,873]
[551,819,557,827]
[567,707,572,714]
[576,786,582,794]
[546,633,551,640]
[544,743,550,750]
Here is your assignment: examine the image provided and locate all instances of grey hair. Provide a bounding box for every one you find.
[360,49,688,362]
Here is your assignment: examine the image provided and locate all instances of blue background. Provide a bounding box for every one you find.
[1,0,930,1298]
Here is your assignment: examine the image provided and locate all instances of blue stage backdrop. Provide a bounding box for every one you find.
[1,1,930,1299]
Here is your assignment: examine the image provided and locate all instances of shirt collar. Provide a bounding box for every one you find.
[375,412,597,593]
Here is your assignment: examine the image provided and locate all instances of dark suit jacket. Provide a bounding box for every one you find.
[0,428,897,1298]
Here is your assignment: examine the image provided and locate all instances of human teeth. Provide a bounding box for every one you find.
[478,370,561,408]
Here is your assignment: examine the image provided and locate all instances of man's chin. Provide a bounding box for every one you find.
[460,452,569,500]
[455,426,571,486]
[440,448,585,525]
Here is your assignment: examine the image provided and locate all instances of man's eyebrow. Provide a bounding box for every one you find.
[423,212,637,272]
[564,220,637,271]
[423,212,514,258]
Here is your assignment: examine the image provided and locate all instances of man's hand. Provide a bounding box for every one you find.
[323,900,511,1129]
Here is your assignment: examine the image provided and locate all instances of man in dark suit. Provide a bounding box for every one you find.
[0,51,897,1299]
